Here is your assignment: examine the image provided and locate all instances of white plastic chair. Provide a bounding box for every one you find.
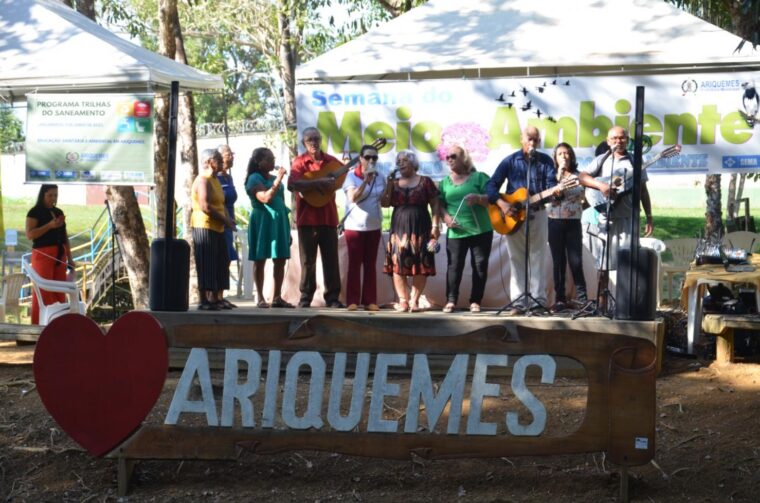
[662,238,698,305]
[640,238,666,307]
[0,273,27,323]
[21,256,86,326]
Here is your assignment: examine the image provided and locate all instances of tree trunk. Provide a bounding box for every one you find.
[727,173,737,220]
[704,174,723,241]
[172,8,200,303]
[106,187,150,309]
[154,0,178,239]
[278,5,298,163]
[737,173,747,208]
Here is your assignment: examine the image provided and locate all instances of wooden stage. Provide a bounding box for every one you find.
[0,303,664,373]
[148,301,665,373]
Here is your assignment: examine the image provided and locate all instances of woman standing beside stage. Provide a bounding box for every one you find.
[25,184,75,324]
[191,149,236,310]
[547,142,587,313]
[342,144,386,312]
[216,145,240,269]
[438,145,493,313]
[381,150,440,313]
[245,147,293,308]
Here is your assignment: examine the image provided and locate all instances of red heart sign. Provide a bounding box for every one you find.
[33,312,168,457]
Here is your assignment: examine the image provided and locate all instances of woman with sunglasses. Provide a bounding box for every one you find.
[438,145,493,313]
[547,142,587,313]
[381,150,440,313]
[341,145,386,311]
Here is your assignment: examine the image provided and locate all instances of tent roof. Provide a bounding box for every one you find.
[297,0,760,82]
[0,0,223,99]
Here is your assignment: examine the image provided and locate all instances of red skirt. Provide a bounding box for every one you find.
[31,246,67,325]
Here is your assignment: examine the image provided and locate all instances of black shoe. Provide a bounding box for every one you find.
[298,300,311,308]
[327,301,346,309]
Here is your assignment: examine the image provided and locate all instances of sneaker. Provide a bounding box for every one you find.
[442,302,455,313]
[297,300,311,308]
[347,303,359,311]
[470,303,481,313]
[328,301,346,309]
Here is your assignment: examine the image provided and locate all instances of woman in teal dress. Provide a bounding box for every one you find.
[245,147,293,308]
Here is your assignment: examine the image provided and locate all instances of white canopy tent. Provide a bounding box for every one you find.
[0,0,223,100]
[297,0,760,82]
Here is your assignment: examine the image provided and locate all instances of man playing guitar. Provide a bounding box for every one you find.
[486,126,561,315]
[287,127,345,308]
[578,126,654,272]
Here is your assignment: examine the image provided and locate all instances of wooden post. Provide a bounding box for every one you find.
[619,465,629,503]
[716,329,735,363]
[117,456,136,497]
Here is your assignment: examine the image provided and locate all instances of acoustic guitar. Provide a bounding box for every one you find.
[300,138,387,208]
[584,144,681,213]
[489,177,580,235]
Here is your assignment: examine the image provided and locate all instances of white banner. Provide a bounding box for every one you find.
[26,93,154,185]
[297,73,760,179]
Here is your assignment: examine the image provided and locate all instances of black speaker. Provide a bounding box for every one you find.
[149,238,190,311]
[615,246,657,321]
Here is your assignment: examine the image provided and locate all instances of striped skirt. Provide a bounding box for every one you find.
[191,227,230,291]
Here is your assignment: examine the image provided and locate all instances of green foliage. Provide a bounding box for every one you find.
[667,0,760,47]
[0,106,24,153]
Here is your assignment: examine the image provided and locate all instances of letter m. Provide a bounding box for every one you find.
[317,111,363,153]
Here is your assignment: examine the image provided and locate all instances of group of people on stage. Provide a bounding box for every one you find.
[187,123,653,314]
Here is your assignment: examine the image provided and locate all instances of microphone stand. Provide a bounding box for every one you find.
[498,150,548,316]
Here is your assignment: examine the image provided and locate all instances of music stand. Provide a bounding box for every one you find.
[573,159,617,320]
[497,152,549,316]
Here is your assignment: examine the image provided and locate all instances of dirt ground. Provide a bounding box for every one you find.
[2,340,760,502]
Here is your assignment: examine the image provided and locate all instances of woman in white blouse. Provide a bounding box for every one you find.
[547,143,587,313]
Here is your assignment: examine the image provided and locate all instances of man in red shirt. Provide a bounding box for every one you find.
[288,127,344,308]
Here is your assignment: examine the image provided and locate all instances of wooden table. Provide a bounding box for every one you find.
[682,257,760,354]
[702,314,760,363]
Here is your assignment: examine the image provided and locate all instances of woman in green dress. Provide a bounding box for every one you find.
[245,147,293,308]
[438,145,493,313]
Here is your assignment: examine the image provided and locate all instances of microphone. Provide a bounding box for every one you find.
[389,168,399,179]
[528,147,536,158]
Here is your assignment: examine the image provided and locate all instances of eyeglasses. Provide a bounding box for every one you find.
[362,155,379,161]
[446,154,458,161]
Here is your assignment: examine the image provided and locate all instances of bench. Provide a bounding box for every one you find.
[701,314,760,363]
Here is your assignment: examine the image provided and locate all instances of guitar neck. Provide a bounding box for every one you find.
[528,183,571,205]
[331,156,360,178]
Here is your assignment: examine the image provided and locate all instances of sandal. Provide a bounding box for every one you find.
[395,299,409,312]
[408,302,421,313]
[198,301,221,311]
[220,299,238,309]
[270,297,294,308]
[257,300,270,308]
[442,302,455,313]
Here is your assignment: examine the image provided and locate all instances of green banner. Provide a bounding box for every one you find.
[26,93,154,185]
